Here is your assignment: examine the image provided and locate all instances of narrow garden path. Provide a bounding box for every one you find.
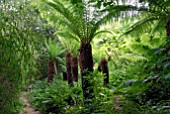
[20,92,40,114]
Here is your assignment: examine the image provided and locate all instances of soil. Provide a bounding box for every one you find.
[20,92,40,114]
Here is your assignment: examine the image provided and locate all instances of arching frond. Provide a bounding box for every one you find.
[119,53,148,62]
[45,38,65,60]
[90,30,113,42]
[57,36,79,56]
[89,5,139,41]
[54,31,80,42]
[42,0,85,39]
[122,16,159,37]
[128,42,153,55]
[150,18,166,36]
[121,0,170,37]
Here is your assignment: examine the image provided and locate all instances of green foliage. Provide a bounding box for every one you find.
[123,0,170,37]
[29,70,118,114]
[141,78,170,105]
[57,36,80,56]
[30,76,83,114]
[3,1,169,114]
[45,38,65,60]
[34,0,132,44]
[0,0,36,113]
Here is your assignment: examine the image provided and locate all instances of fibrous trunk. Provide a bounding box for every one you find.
[165,20,170,51]
[100,58,109,87]
[166,20,170,36]
[79,42,94,101]
[66,51,73,87]
[63,72,67,81]
[71,56,78,82]
[48,60,57,83]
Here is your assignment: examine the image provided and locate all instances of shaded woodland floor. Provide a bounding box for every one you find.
[20,92,40,114]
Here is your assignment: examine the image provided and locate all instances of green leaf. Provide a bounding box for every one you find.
[54,31,79,42]
[131,81,142,87]
[93,30,113,38]
[165,72,170,79]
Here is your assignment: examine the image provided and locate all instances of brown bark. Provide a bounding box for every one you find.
[63,72,67,81]
[66,51,73,87]
[166,20,170,36]
[48,60,57,83]
[100,58,109,87]
[79,42,94,101]
[165,20,170,52]
[71,56,78,82]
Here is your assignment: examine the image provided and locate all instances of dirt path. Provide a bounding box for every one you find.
[20,92,40,114]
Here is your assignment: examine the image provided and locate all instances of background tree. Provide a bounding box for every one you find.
[57,37,79,85]
[45,39,65,82]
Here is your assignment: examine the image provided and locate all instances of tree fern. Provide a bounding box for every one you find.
[45,38,65,60]
[37,0,144,101]
[122,0,170,37]
[57,36,80,56]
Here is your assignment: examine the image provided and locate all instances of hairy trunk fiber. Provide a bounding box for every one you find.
[166,20,170,36]
[48,60,57,83]
[164,20,170,50]
[63,72,67,81]
[100,58,109,87]
[71,56,78,82]
[66,51,73,87]
[79,42,94,101]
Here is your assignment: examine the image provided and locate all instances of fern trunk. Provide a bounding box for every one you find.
[166,20,170,36]
[48,60,57,83]
[79,42,94,101]
[71,56,78,82]
[66,51,73,87]
[63,72,67,81]
[100,58,109,87]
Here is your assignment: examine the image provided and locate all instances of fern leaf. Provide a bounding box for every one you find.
[119,53,148,62]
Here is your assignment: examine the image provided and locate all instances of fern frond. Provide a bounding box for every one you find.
[54,31,80,42]
[45,38,65,60]
[150,18,166,36]
[128,42,152,55]
[149,37,166,48]
[57,36,79,56]
[42,0,85,39]
[91,30,113,42]
[119,53,148,62]
[90,5,139,40]
[122,16,159,36]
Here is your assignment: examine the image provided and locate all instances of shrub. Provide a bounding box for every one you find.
[30,76,83,114]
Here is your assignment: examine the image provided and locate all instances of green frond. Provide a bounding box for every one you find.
[119,53,148,62]
[104,5,138,12]
[150,18,166,36]
[45,38,65,60]
[122,16,159,36]
[42,0,84,39]
[121,0,170,37]
[149,37,166,48]
[93,30,113,39]
[128,42,153,55]
[54,31,80,42]
[57,36,79,56]
[89,5,138,40]
[139,33,166,48]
